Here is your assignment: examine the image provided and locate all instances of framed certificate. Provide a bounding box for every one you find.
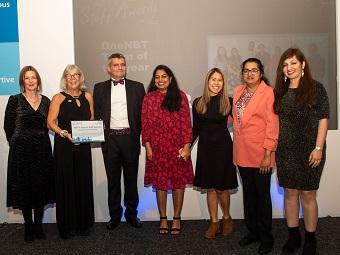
[71,120,105,143]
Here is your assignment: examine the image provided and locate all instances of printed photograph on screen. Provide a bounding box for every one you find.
[207,34,329,96]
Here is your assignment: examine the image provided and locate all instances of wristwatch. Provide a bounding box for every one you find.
[315,146,322,151]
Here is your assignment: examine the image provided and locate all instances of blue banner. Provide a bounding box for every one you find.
[0,0,20,95]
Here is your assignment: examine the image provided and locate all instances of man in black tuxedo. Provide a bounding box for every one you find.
[93,53,145,229]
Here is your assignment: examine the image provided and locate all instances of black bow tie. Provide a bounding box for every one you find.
[113,79,125,86]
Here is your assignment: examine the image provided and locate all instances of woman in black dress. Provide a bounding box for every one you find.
[192,68,238,239]
[4,66,55,242]
[47,64,95,239]
[274,48,329,255]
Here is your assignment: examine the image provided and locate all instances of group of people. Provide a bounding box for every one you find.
[4,48,329,255]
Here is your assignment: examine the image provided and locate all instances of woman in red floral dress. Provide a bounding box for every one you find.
[142,65,193,235]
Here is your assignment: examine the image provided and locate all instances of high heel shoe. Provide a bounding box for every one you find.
[159,216,169,234]
[170,216,181,235]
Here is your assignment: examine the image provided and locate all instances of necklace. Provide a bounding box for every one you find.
[65,90,81,98]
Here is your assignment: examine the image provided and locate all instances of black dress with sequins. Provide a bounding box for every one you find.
[276,81,329,190]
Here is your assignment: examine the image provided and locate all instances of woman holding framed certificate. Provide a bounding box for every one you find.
[47,64,95,239]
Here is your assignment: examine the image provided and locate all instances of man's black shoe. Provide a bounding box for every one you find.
[238,235,260,246]
[258,243,273,255]
[126,217,143,228]
[106,220,120,230]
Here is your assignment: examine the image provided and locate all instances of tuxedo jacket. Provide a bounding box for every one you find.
[93,78,145,139]
[232,80,279,168]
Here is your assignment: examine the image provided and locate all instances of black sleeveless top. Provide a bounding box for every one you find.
[57,91,91,134]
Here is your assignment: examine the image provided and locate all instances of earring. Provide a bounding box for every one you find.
[301,69,304,77]
[284,76,287,82]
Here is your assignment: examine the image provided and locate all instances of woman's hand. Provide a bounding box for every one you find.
[66,133,74,143]
[259,151,271,174]
[60,130,74,142]
[309,148,322,168]
[178,144,191,161]
[145,142,153,160]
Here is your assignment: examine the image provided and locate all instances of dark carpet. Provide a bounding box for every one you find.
[0,217,339,255]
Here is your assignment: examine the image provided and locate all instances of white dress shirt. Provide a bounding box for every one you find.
[110,80,130,129]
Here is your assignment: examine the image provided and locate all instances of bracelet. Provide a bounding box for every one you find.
[60,130,68,138]
[315,146,322,151]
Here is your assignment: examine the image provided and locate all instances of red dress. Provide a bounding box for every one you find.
[142,90,194,190]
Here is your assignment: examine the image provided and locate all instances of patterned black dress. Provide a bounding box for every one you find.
[276,81,329,190]
[4,94,55,210]
[54,92,94,235]
[192,95,238,190]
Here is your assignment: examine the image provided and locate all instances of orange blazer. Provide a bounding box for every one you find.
[232,81,279,168]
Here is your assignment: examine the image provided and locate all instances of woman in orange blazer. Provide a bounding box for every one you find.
[232,58,278,255]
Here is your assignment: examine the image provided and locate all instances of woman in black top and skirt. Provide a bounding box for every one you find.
[192,68,238,239]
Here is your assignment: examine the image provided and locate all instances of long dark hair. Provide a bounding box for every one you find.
[241,57,270,85]
[147,65,181,112]
[274,48,315,113]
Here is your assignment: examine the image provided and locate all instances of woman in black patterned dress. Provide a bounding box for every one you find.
[47,64,95,239]
[274,48,329,255]
[4,66,55,242]
[192,68,238,239]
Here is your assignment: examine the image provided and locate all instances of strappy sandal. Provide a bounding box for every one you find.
[170,216,181,235]
[159,216,169,234]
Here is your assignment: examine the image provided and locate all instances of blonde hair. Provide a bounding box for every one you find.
[196,68,231,115]
[60,64,86,90]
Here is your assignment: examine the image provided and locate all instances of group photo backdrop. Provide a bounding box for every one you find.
[0,0,339,223]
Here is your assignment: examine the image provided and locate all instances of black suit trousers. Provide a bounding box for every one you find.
[101,133,140,222]
[238,166,274,245]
